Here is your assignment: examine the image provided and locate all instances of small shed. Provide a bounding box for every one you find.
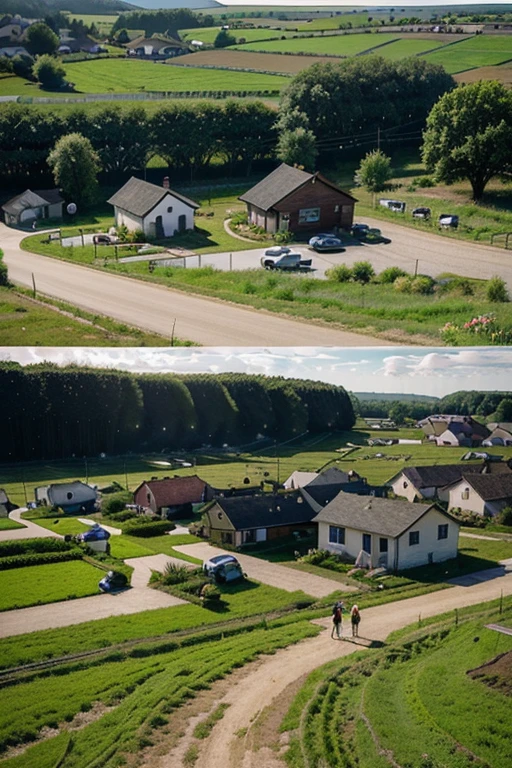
[108,177,199,239]
[239,163,357,235]
[2,189,63,227]
[133,475,214,517]
[34,481,98,514]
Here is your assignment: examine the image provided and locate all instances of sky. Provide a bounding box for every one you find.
[2,346,511,398]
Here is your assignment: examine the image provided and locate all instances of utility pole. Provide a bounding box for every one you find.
[377,126,381,151]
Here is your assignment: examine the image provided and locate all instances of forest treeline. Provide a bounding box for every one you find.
[352,390,512,422]
[0,365,355,462]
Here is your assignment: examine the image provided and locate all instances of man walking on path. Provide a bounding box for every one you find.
[331,600,344,639]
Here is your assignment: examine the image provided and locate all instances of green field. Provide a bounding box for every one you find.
[0,561,103,611]
[376,37,449,60]
[179,25,296,44]
[282,603,512,768]
[235,32,399,55]
[423,34,512,73]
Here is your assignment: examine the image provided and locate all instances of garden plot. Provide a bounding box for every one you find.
[234,33,399,56]
[170,49,336,74]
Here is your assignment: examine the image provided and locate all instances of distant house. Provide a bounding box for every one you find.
[387,461,510,503]
[482,424,512,447]
[108,177,199,239]
[202,491,316,547]
[239,163,357,235]
[445,473,512,517]
[0,45,29,57]
[283,471,318,489]
[417,415,489,447]
[133,475,214,517]
[0,488,17,518]
[313,492,460,571]
[34,481,98,514]
[126,34,190,58]
[2,189,63,227]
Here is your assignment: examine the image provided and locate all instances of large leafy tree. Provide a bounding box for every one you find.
[422,80,512,201]
[354,149,392,193]
[276,126,318,172]
[32,54,66,89]
[48,133,101,209]
[25,22,59,55]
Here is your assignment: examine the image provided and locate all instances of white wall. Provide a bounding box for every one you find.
[397,507,458,569]
[143,194,195,238]
[389,474,420,502]
[447,479,507,517]
[318,522,396,569]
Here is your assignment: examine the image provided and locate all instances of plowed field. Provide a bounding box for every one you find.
[168,49,335,74]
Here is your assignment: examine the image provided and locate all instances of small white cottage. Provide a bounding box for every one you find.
[107,177,199,239]
[313,491,459,571]
[2,189,63,227]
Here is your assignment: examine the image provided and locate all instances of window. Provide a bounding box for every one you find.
[66,492,73,500]
[221,532,233,545]
[167,206,173,213]
[379,538,388,553]
[461,487,469,500]
[329,525,345,545]
[403,481,408,488]
[409,531,420,546]
[334,204,340,213]
[362,533,371,554]
[438,524,448,540]
[298,207,320,224]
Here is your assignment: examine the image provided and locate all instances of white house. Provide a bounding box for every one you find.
[313,491,460,571]
[35,481,98,514]
[387,464,482,503]
[107,177,199,239]
[445,473,512,517]
[283,471,319,489]
[2,189,63,227]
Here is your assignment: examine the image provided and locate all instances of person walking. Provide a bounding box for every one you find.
[331,600,343,639]
[350,604,361,637]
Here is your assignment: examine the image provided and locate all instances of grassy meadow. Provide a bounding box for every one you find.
[235,31,399,55]
[0,561,103,612]
[423,33,512,73]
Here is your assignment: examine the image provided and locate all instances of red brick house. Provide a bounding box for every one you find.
[133,475,214,518]
[239,163,357,235]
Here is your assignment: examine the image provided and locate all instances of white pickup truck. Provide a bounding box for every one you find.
[260,252,312,271]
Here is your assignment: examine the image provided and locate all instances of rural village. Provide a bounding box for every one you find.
[1,1,512,767]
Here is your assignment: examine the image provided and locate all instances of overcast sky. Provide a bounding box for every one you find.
[2,346,511,398]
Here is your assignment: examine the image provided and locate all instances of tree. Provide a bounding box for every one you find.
[25,22,59,56]
[115,28,130,44]
[214,28,236,48]
[11,53,34,80]
[32,54,66,89]
[48,133,101,209]
[354,149,392,193]
[422,80,512,201]
[276,126,317,171]
[494,398,512,423]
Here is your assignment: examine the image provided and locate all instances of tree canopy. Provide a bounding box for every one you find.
[32,54,65,89]
[214,28,236,48]
[25,22,59,56]
[354,149,392,193]
[47,133,101,209]
[422,80,512,200]
[276,127,318,172]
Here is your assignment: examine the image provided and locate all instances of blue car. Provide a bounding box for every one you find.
[308,233,334,247]
[99,571,128,592]
[310,235,345,253]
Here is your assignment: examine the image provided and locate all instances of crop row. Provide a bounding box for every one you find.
[0,620,319,766]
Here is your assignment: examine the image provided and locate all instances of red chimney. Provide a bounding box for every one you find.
[163,176,170,189]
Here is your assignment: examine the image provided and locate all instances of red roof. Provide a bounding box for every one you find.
[135,475,210,508]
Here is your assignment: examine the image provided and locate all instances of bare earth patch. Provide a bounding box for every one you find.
[454,63,512,87]
[468,650,512,695]
[168,49,336,75]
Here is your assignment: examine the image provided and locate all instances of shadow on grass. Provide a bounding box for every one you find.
[403,553,498,584]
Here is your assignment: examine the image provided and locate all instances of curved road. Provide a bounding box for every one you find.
[0,225,387,347]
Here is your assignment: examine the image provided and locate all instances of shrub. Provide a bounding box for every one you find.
[274,287,294,301]
[274,230,292,244]
[200,583,221,603]
[0,550,82,571]
[352,261,375,284]
[487,276,509,303]
[326,264,352,282]
[123,520,176,537]
[410,275,435,295]
[101,491,132,517]
[394,276,413,293]
[416,175,435,188]
[163,563,191,585]
[0,538,73,557]
[378,266,408,284]
[497,506,512,527]
[0,248,8,286]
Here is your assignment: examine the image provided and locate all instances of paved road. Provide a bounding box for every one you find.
[0,224,388,347]
[174,542,359,598]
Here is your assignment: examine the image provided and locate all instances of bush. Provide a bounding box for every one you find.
[352,261,375,284]
[273,230,292,244]
[109,510,137,522]
[101,491,132,517]
[200,583,221,603]
[410,275,435,295]
[497,506,512,527]
[416,175,435,188]
[0,550,82,571]
[487,276,509,303]
[378,266,408,284]
[163,563,192,585]
[0,537,73,557]
[326,264,352,282]
[123,519,176,537]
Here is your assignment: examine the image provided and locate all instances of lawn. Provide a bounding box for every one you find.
[376,37,449,60]
[235,32,399,55]
[0,518,23,531]
[27,517,91,536]
[0,287,176,346]
[0,561,103,611]
[422,34,512,73]
[282,603,512,768]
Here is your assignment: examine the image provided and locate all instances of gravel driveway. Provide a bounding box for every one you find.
[173,543,358,598]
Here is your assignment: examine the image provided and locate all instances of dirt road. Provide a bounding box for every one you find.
[174,542,359,597]
[149,567,512,768]
[0,224,387,347]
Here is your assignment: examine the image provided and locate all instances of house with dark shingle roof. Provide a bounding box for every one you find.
[313,491,459,571]
[133,475,214,517]
[2,189,63,227]
[202,492,317,547]
[445,473,512,517]
[387,461,512,503]
[126,34,190,58]
[108,177,199,239]
[239,163,357,235]
[483,424,512,447]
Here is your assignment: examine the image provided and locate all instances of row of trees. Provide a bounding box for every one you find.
[0,366,355,462]
[0,101,277,185]
[351,391,512,423]
[112,9,215,38]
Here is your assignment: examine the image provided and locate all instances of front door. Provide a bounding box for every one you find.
[155,215,164,239]
[362,533,371,554]
[178,214,186,233]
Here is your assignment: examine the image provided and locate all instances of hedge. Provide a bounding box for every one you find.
[0,550,83,571]
[0,538,74,557]
[122,520,176,537]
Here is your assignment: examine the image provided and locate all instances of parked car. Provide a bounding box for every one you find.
[308,233,335,247]
[93,233,119,245]
[439,214,459,229]
[310,235,345,252]
[351,223,370,239]
[412,207,431,220]
[203,554,240,577]
[99,570,128,592]
[379,199,406,213]
[260,252,312,271]
[351,224,383,243]
[264,245,292,257]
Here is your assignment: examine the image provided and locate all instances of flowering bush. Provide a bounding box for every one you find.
[440,314,512,345]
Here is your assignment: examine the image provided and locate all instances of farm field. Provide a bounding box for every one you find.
[179,25,296,44]
[235,31,399,55]
[0,561,102,612]
[282,604,512,768]
[423,33,512,73]
[455,61,512,85]
[375,36,449,60]
[174,48,338,73]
